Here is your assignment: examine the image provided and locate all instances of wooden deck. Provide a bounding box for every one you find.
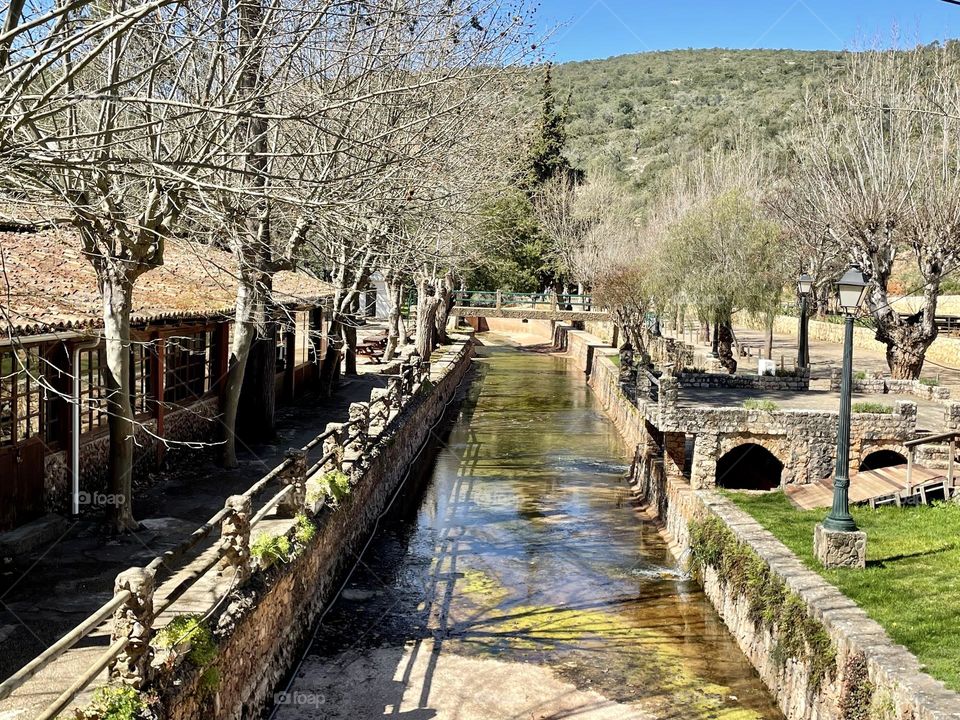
[785,464,953,510]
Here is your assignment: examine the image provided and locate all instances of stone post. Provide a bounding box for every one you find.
[388,376,403,411]
[346,402,370,458]
[663,431,687,484]
[368,388,390,434]
[219,495,251,584]
[278,448,308,517]
[495,290,502,310]
[946,402,960,431]
[109,567,155,688]
[321,422,344,474]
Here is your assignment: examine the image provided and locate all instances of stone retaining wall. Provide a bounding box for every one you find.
[678,370,810,392]
[565,328,960,720]
[828,371,952,401]
[159,340,475,720]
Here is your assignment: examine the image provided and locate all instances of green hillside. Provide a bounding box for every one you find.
[549,49,847,194]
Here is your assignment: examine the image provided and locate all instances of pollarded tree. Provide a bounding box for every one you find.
[792,43,960,378]
[1,0,228,530]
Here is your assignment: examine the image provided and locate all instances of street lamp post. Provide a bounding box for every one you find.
[815,265,870,569]
[797,273,813,369]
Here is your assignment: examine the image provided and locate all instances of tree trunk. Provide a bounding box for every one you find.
[876,319,935,379]
[318,316,343,397]
[434,271,454,345]
[101,273,138,533]
[342,322,358,375]
[220,318,254,468]
[384,275,403,362]
[415,277,440,361]
[717,321,737,374]
[239,319,276,437]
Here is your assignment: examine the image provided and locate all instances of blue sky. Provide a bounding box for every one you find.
[538,1,960,62]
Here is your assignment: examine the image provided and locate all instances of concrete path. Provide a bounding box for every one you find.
[276,641,648,720]
[729,324,960,390]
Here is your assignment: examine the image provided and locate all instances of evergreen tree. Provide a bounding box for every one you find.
[527,64,572,187]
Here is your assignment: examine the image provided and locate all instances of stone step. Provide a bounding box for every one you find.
[0,513,70,558]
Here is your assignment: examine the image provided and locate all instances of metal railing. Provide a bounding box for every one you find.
[904,431,958,494]
[452,290,596,312]
[0,351,439,718]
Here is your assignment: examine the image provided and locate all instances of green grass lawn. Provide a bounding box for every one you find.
[723,491,960,692]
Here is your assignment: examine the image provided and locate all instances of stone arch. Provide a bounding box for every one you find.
[859,448,908,472]
[716,443,784,490]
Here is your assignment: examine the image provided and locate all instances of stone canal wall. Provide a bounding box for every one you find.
[160,339,475,720]
[562,327,960,720]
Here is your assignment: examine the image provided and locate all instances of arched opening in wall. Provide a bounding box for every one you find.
[859,449,907,472]
[716,444,783,491]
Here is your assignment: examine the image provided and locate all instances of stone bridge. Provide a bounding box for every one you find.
[561,325,960,495]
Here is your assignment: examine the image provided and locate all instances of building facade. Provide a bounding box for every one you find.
[0,227,332,530]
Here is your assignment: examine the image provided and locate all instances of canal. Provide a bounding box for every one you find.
[272,339,782,720]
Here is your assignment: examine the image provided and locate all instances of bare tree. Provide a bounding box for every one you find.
[792,43,960,378]
[1,0,229,530]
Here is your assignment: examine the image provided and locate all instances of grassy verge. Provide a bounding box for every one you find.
[722,490,960,692]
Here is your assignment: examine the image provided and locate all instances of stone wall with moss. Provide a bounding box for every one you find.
[158,340,475,720]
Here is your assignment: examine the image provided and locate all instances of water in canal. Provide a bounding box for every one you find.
[274,340,783,720]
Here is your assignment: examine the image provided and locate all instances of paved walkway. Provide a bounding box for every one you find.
[729,324,960,390]
[0,326,397,716]
[663,322,958,434]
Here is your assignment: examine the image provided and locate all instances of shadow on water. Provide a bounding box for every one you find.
[270,341,784,719]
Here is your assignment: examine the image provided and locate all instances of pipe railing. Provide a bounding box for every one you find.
[905,431,959,492]
[0,351,438,715]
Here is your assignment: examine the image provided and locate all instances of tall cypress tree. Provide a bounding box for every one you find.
[527,64,572,187]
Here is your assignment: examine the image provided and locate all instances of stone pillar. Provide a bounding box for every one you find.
[945,402,960,431]
[278,448,308,517]
[388,376,403,413]
[345,402,369,462]
[663,431,687,483]
[109,568,155,688]
[814,523,866,569]
[219,494,251,583]
[368,388,390,434]
[321,422,344,474]
[495,290,502,310]
[690,432,719,489]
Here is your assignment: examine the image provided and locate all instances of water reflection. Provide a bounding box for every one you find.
[303,342,783,719]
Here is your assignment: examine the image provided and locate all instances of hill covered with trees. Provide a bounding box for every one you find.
[547,49,846,193]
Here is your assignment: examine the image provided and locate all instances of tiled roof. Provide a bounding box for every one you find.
[0,227,333,338]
